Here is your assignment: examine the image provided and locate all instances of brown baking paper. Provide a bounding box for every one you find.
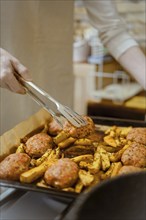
[0,109,52,160]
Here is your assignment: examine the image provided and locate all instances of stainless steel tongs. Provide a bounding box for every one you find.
[17,75,87,128]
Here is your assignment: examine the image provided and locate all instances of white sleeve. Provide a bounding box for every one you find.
[83,0,138,60]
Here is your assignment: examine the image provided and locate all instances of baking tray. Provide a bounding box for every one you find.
[0,117,145,200]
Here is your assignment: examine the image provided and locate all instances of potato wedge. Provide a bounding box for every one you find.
[109,144,130,162]
[20,158,57,183]
[35,149,52,166]
[104,136,117,148]
[16,144,25,153]
[110,162,122,177]
[75,179,84,193]
[74,138,92,146]
[71,154,93,163]
[120,127,132,137]
[101,144,122,153]
[88,151,101,174]
[100,163,115,180]
[79,169,94,186]
[99,148,110,171]
[79,161,92,170]
[90,173,100,186]
[62,187,75,192]
[53,131,70,144]
[36,179,50,189]
[58,137,76,149]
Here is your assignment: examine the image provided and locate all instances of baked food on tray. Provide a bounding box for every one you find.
[0,116,145,193]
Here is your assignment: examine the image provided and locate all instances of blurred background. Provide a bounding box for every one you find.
[73,0,146,120]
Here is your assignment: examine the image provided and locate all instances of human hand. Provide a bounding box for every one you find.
[0,48,32,94]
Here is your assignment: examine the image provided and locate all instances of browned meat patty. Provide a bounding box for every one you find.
[0,153,30,180]
[48,116,95,138]
[63,116,95,138]
[48,117,65,136]
[87,131,104,143]
[44,158,79,189]
[25,133,53,157]
[63,145,95,158]
[121,142,146,168]
[127,128,146,145]
[118,165,143,175]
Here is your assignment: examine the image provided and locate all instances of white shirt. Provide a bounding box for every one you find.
[83,0,138,59]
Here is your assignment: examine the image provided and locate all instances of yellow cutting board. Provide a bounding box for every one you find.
[125,96,146,109]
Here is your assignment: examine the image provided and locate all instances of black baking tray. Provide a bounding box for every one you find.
[0,116,145,200]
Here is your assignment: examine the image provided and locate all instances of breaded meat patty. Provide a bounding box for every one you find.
[118,165,143,175]
[127,128,146,145]
[0,153,30,180]
[25,133,53,157]
[44,158,79,189]
[63,116,95,138]
[121,142,146,168]
[48,116,95,138]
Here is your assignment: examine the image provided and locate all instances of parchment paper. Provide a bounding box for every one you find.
[0,109,52,159]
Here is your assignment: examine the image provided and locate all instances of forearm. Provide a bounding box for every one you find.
[83,0,145,89]
[118,46,146,90]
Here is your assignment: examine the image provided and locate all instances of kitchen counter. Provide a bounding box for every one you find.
[87,91,146,121]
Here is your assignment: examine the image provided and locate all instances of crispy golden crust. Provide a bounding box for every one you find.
[0,153,30,180]
[121,142,146,168]
[48,116,95,138]
[44,158,79,189]
[87,131,104,143]
[25,133,53,157]
[63,116,95,138]
[127,128,146,145]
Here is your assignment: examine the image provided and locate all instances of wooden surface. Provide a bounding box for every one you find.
[87,91,146,121]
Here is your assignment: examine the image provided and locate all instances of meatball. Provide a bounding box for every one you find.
[121,142,146,168]
[127,128,146,145]
[0,153,30,181]
[25,133,53,157]
[44,158,79,189]
[48,117,65,135]
[63,116,95,138]
[118,166,143,175]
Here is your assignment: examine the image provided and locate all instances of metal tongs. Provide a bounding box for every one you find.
[16,74,87,128]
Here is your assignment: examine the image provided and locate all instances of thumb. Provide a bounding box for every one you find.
[11,57,32,81]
